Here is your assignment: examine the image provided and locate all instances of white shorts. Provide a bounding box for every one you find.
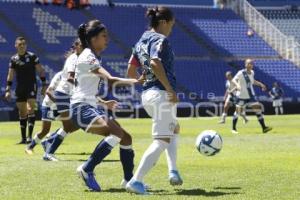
[141,89,177,139]
[273,99,282,107]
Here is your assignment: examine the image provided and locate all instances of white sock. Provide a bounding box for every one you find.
[57,128,67,138]
[104,135,121,147]
[275,107,279,115]
[221,113,227,120]
[165,134,178,171]
[240,112,247,120]
[33,134,41,144]
[133,139,169,182]
[280,107,284,114]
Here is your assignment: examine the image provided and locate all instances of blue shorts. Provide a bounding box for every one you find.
[54,91,70,113]
[71,103,110,131]
[41,106,59,121]
[237,97,258,107]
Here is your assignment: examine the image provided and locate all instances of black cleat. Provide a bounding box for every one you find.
[263,127,272,133]
[17,140,27,145]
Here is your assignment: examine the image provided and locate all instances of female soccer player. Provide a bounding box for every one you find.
[70,20,140,192]
[231,59,272,134]
[25,71,62,155]
[125,7,182,194]
[41,39,83,161]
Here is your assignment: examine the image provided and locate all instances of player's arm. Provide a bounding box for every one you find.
[35,63,47,95]
[5,68,15,101]
[91,67,140,85]
[253,80,267,91]
[96,96,118,111]
[150,58,178,103]
[45,86,56,102]
[127,54,140,79]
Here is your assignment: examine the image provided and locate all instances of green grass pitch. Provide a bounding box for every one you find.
[0,115,299,200]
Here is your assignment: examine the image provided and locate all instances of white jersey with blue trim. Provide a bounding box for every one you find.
[55,53,78,95]
[225,80,236,96]
[42,71,63,109]
[71,48,102,107]
[233,69,255,99]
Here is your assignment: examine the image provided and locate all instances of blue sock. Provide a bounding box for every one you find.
[120,147,134,181]
[83,139,113,172]
[46,134,64,154]
[28,140,37,149]
[46,129,59,144]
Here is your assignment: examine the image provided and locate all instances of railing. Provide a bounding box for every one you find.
[229,0,300,67]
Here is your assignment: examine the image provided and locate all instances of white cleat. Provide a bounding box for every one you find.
[231,130,239,134]
[121,179,150,190]
[169,170,183,186]
[43,153,59,161]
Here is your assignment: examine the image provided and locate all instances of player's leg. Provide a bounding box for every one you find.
[27,98,37,142]
[220,100,230,124]
[16,101,28,144]
[251,103,272,133]
[166,123,182,185]
[240,108,249,124]
[232,100,242,134]
[126,90,174,194]
[25,120,51,154]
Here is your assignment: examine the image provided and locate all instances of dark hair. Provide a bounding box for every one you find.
[64,38,82,58]
[146,7,174,28]
[15,36,25,42]
[77,20,106,48]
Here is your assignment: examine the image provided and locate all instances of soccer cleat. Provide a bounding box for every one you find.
[41,140,49,152]
[243,118,249,124]
[218,119,225,124]
[121,179,150,190]
[17,140,27,145]
[263,127,272,133]
[126,180,147,195]
[77,164,101,192]
[231,129,239,134]
[25,148,34,155]
[43,153,59,162]
[169,170,183,186]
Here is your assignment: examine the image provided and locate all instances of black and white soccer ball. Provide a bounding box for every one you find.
[196,130,223,156]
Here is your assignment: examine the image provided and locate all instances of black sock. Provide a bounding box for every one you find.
[232,113,238,130]
[83,139,112,172]
[19,118,27,141]
[120,147,134,181]
[28,114,36,139]
[256,113,266,129]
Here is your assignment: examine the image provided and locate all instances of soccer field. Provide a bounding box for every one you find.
[0,115,299,200]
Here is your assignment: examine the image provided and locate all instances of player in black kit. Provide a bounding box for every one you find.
[5,37,47,144]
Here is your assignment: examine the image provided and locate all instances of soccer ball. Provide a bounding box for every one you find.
[195,130,223,156]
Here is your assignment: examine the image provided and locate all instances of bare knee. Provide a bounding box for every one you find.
[120,131,132,146]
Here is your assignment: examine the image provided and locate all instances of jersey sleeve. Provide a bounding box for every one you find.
[86,54,101,72]
[128,54,141,67]
[32,54,40,65]
[149,38,168,60]
[9,58,16,69]
[66,54,77,73]
[48,72,62,90]
[233,71,242,82]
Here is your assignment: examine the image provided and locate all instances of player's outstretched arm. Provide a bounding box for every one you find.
[254,80,266,91]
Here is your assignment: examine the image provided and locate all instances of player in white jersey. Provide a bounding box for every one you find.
[41,39,83,161]
[70,20,140,192]
[231,59,272,134]
[25,72,62,154]
[219,71,248,124]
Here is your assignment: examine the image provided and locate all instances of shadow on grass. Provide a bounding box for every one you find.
[62,159,120,162]
[56,152,91,156]
[174,188,240,196]
[214,187,241,190]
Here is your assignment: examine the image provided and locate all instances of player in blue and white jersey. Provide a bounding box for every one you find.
[219,71,248,124]
[231,59,272,134]
[25,71,62,154]
[71,20,140,192]
[269,82,284,115]
[126,7,182,194]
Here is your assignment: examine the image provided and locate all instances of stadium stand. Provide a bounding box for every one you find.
[0,1,299,113]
